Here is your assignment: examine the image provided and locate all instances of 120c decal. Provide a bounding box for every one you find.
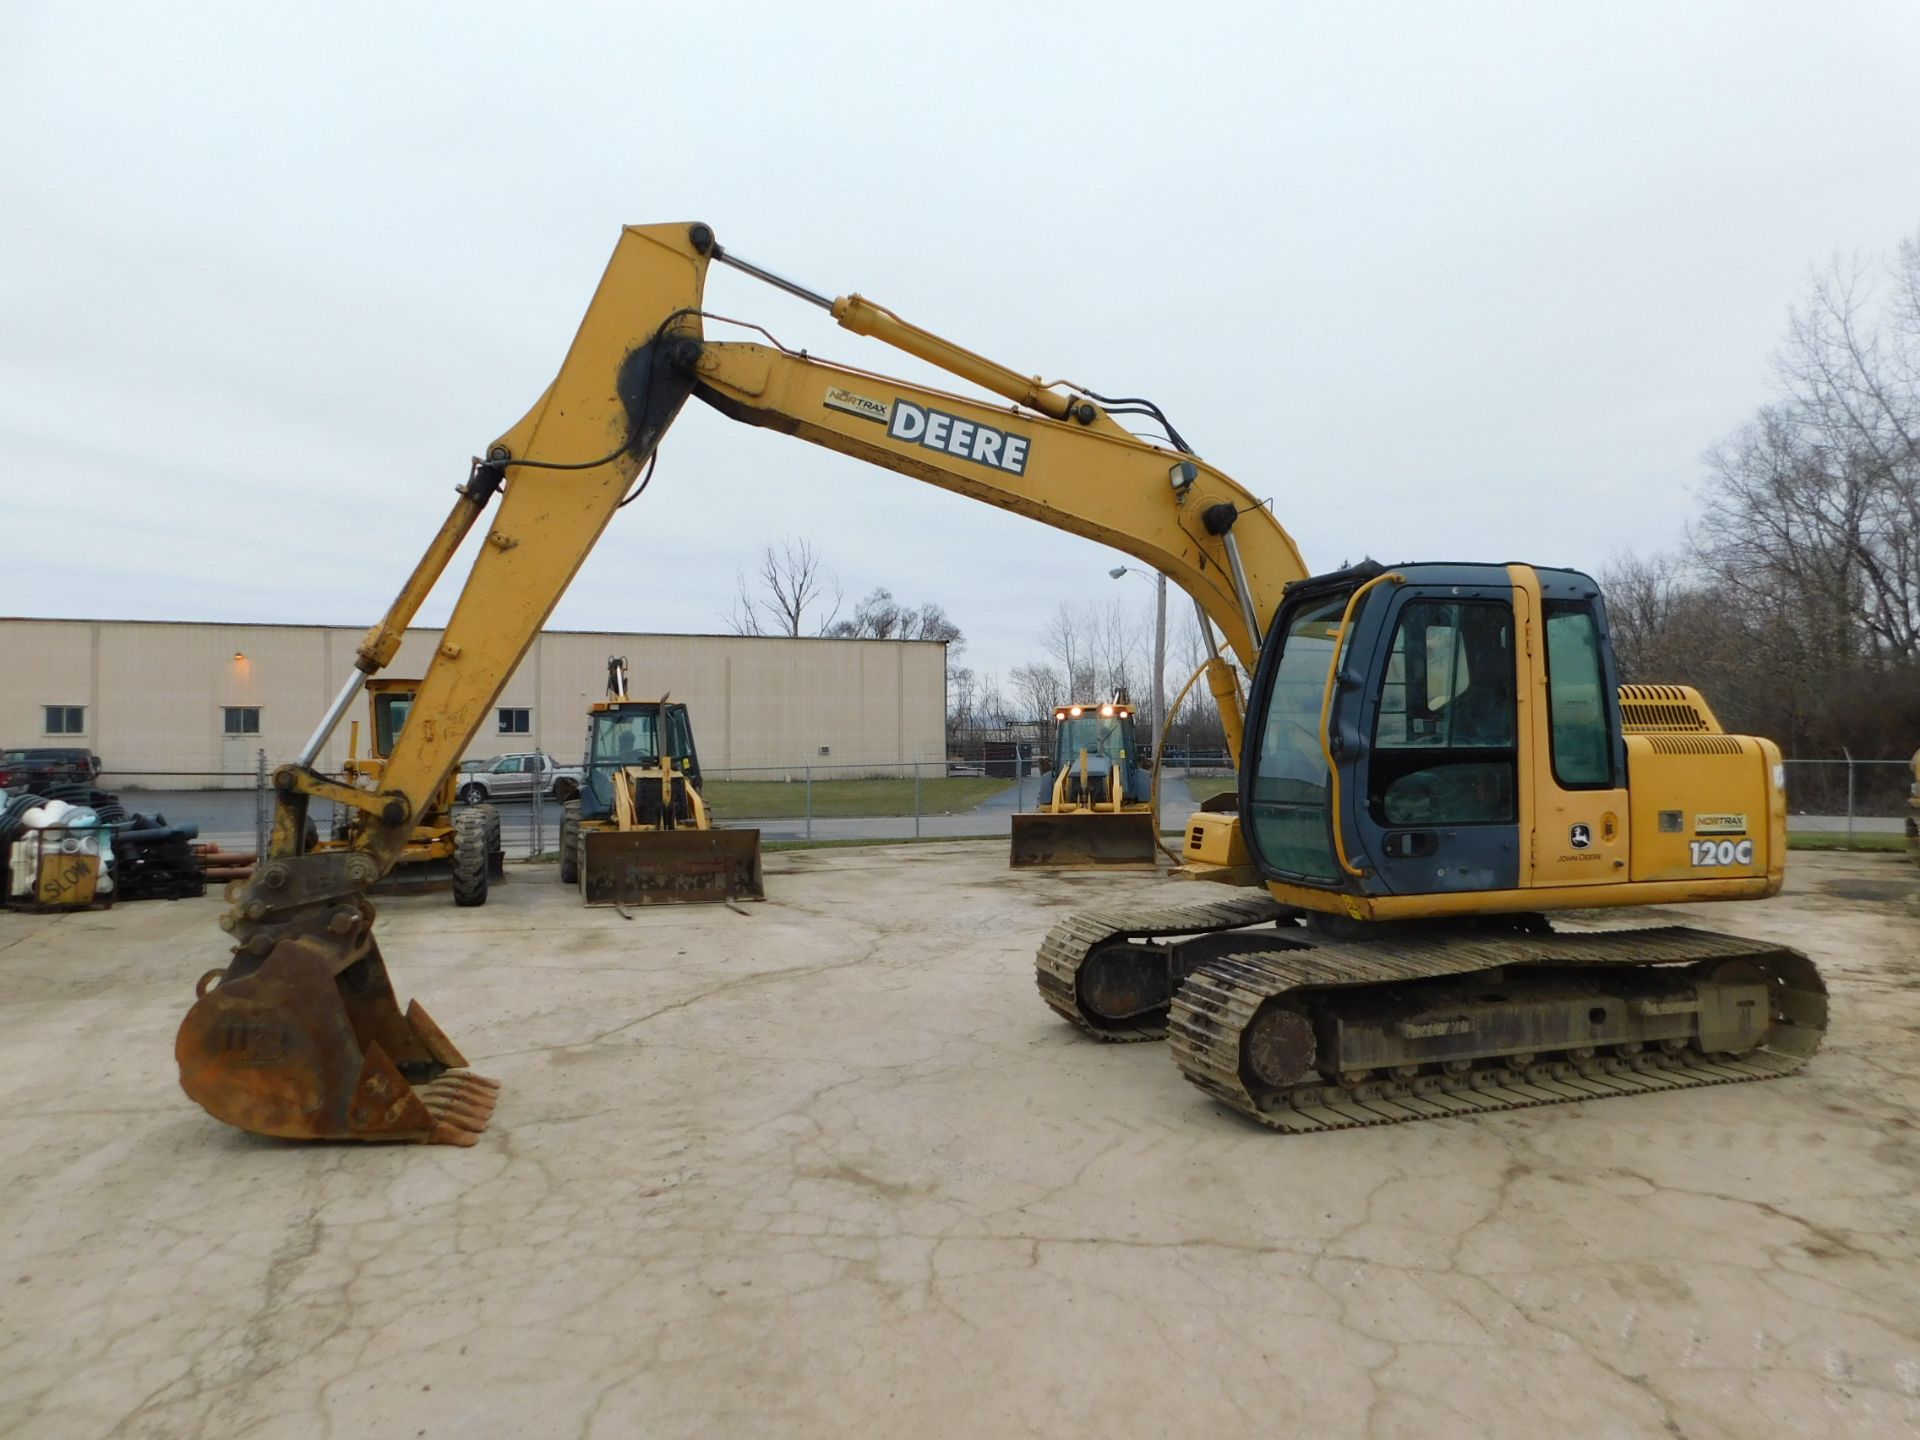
[1689,838,1754,867]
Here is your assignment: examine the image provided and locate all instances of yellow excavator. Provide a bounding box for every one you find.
[175,222,1825,1146]
[1009,700,1159,869]
[317,678,502,904]
[560,657,764,906]
[1907,746,1918,863]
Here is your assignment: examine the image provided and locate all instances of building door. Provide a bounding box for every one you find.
[221,706,261,791]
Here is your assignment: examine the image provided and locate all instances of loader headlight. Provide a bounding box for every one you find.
[1772,764,1785,791]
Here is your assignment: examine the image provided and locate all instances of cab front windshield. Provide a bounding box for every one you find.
[1056,713,1131,766]
[591,709,693,767]
[373,693,414,758]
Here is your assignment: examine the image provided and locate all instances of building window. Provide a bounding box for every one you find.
[223,706,262,736]
[44,705,85,735]
[498,707,531,735]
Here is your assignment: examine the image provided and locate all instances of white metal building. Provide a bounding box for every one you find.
[0,618,947,782]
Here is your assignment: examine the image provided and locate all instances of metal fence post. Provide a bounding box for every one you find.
[914,760,922,840]
[805,765,813,841]
[531,781,543,860]
[1843,748,1856,849]
[254,748,269,859]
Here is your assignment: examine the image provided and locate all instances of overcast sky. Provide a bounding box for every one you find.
[4,1,1919,693]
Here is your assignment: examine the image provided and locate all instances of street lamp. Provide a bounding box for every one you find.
[1108,564,1166,771]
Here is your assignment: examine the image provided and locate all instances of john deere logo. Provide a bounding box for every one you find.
[1569,823,1592,850]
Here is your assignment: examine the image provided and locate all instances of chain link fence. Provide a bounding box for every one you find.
[10,751,1906,864]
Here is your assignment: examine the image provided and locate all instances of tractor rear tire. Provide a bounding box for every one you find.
[452,809,490,907]
[481,804,505,876]
[558,801,581,885]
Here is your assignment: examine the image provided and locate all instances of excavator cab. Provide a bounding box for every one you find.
[561,660,763,906]
[1009,700,1159,869]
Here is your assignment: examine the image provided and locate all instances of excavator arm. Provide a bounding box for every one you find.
[176,221,1311,1146]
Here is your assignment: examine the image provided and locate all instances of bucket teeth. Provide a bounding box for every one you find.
[416,1071,500,1145]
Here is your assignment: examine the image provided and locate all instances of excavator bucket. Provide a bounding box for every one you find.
[1010,810,1160,870]
[175,909,498,1145]
[580,827,764,906]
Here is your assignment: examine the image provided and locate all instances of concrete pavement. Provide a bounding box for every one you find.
[1,846,1917,1438]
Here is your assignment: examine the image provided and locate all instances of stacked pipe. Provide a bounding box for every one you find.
[112,815,207,901]
[195,844,257,884]
[4,785,209,902]
[1,790,112,907]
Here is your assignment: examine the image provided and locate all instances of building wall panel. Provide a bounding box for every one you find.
[0,619,946,782]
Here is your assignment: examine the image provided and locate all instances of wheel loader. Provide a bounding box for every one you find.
[1009,700,1159,869]
[174,221,1824,1149]
[558,658,763,906]
[315,678,502,905]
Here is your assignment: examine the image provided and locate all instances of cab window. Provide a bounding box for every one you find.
[1370,600,1515,825]
[1246,592,1351,881]
[1543,601,1613,787]
[373,693,413,757]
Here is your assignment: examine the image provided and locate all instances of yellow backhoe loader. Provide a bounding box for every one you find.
[175,222,1824,1148]
[1009,700,1159,869]
[559,658,763,906]
[316,678,502,905]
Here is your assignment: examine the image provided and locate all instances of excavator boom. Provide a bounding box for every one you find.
[176,222,1305,1144]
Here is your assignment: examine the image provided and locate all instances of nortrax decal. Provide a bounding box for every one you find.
[822,386,891,424]
[886,398,1030,475]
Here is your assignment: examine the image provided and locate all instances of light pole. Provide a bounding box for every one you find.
[1108,564,1166,768]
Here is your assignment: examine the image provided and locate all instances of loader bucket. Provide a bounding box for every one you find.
[175,919,499,1145]
[1009,810,1160,870]
[580,827,765,906]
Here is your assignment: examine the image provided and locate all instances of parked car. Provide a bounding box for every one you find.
[0,747,103,792]
[454,751,582,804]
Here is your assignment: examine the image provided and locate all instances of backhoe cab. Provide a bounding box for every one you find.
[315,679,502,905]
[1009,700,1159,869]
[559,658,763,907]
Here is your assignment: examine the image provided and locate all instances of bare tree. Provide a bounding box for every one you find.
[1596,230,1920,757]
[1088,596,1146,703]
[828,587,964,650]
[972,672,1010,729]
[1008,661,1066,720]
[724,540,842,637]
[1041,603,1099,698]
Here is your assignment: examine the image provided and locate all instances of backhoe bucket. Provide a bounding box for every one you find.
[580,827,765,906]
[1010,810,1160,870]
[175,921,499,1145]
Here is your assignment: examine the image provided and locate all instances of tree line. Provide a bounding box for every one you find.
[725,541,1229,753]
[1604,231,1920,760]
[720,229,1920,771]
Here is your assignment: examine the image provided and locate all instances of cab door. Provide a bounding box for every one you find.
[1513,568,1630,887]
[1348,582,1524,896]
